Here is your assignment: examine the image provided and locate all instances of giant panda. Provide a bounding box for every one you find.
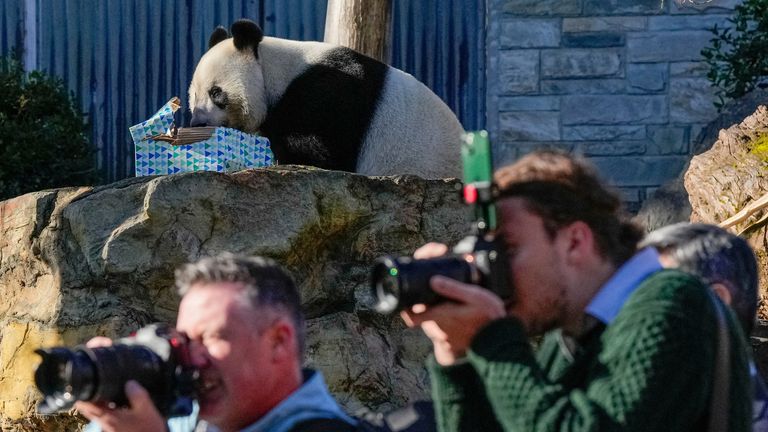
[188,19,464,179]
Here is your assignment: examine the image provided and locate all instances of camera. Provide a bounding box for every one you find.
[34,323,197,417]
[371,231,510,313]
[370,131,511,313]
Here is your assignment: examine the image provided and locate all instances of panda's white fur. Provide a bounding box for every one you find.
[188,20,463,179]
[356,67,465,177]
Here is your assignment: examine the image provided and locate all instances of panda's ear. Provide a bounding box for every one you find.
[208,26,229,50]
[231,19,263,58]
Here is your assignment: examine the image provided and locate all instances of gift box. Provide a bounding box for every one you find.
[130,97,274,176]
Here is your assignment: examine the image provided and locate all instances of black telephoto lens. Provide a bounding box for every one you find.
[34,344,166,414]
[371,255,473,313]
[34,348,98,414]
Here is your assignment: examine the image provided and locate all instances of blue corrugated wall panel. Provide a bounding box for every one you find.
[391,0,485,132]
[263,0,327,40]
[2,0,485,182]
[0,0,23,58]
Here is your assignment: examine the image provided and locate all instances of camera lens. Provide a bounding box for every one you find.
[34,345,166,414]
[34,348,97,412]
[370,255,472,313]
[371,256,404,313]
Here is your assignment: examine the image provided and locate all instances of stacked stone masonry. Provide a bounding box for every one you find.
[487,0,740,211]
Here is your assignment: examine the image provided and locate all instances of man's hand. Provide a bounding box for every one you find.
[74,337,167,432]
[400,243,506,366]
[76,380,166,432]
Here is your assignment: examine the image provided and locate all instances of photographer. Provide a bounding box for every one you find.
[640,222,767,431]
[76,253,355,432]
[402,150,752,431]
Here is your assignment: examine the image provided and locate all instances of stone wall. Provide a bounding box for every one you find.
[486,0,740,211]
[0,167,469,431]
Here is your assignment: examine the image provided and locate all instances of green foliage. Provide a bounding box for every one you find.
[0,56,99,201]
[701,0,768,110]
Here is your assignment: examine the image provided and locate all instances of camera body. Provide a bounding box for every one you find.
[370,131,511,313]
[371,231,510,313]
[34,323,197,417]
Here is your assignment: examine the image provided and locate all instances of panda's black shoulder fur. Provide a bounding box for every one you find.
[260,46,388,172]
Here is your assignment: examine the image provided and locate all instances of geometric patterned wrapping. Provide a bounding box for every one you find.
[130,97,274,177]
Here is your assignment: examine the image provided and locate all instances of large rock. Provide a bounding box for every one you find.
[0,166,469,430]
[693,87,768,156]
[686,106,768,224]
[685,105,768,319]
[636,88,768,231]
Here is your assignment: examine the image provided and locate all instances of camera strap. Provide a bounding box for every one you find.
[706,287,730,432]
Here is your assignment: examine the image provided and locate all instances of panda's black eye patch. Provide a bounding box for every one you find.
[209,86,228,109]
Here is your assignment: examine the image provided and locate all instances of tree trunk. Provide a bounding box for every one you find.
[324,0,392,63]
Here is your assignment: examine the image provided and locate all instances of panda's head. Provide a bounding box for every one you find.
[188,19,266,133]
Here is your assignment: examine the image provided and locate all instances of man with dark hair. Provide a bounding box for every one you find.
[403,150,752,431]
[76,253,355,432]
[640,222,766,431]
[640,222,758,336]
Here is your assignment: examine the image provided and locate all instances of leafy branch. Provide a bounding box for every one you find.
[701,0,768,110]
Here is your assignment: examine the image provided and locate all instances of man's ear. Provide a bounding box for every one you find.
[266,318,297,361]
[557,220,595,265]
[711,282,733,306]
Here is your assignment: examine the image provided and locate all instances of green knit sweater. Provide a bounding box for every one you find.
[428,270,752,432]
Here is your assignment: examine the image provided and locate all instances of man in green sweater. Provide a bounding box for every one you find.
[402,150,752,431]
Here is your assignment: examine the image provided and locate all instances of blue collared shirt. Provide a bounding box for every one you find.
[585,247,663,325]
[240,369,355,432]
[84,369,352,432]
